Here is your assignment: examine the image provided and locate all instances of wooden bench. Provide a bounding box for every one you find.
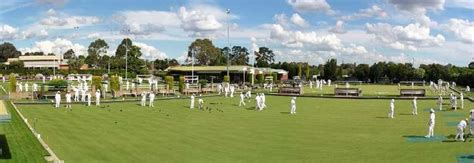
[400,81,425,86]
[201,87,215,94]
[400,89,425,97]
[182,88,200,95]
[334,88,362,96]
[279,87,302,95]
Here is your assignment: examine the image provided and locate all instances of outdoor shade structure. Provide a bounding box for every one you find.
[165,65,288,83]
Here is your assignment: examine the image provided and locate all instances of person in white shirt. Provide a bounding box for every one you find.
[217,84,222,95]
[452,95,457,110]
[198,94,204,110]
[74,87,79,102]
[24,83,29,92]
[261,93,266,110]
[126,81,130,90]
[230,85,235,98]
[466,86,470,92]
[290,97,296,114]
[388,99,395,119]
[412,97,418,115]
[18,82,23,92]
[224,85,229,98]
[309,81,313,89]
[460,93,464,109]
[95,89,101,106]
[33,83,38,92]
[190,94,195,109]
[54,91,61,108]
[65,92,72,108]
[81,89,86,102]
[425,109,436,138]
[149,92,155,107]
[141,92,147,107]
[255,94,261,110]
[246,90,252,99]
[437,95,443,111]
[328,79,331,87]
[87,92,92,106]
[239,92,246,107]
[455,119,468,141]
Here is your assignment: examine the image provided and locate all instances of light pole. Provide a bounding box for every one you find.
[125,40,129,80]
[226,9,230,79]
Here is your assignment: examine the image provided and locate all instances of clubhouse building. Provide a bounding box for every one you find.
[165,65,288,82]
[4,55,69,69]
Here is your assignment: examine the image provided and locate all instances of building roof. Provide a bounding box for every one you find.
[165,65,288,74]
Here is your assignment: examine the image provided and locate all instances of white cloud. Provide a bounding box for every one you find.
[290,13,309,28]
[134,42,168,60]
[269,24,343,51]
[39,9,100,28]
[447,0,474,9]
[19,38,86,55]
[341,5,388,21]
[366,23,445,51]
[273,14,289,27]
[287,0,334,14]
[443,19,474,44]
[388,0,444,27]
[329,20,346,34]
[115,10,180,35]
[0,24,18,40]
[177,5,232,37]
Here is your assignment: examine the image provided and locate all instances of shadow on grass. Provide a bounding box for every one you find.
[280,112,291,114]
[399,113,413,116]
[245,107,256,111]
[375,116,389,119]
[0,135,11,159]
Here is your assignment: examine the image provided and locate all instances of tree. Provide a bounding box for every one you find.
[255,47,275,67]
[9,61,24,69]
[229,46,249,65]
[154,58,179,70]
[86,39,109,68]
[0,42,21,62]
[68,56,85,71]
[323,59,337,80]
[297,63,302,77]
[114,38,145,74]
[354,64,370,81]
[187,39,222,66]
[469,62,474,69]
[63,49,75,59]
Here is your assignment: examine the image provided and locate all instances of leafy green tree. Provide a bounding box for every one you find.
[187,39,222,66]
[229,46,249,65]
[109,75,120,98]
[297,63,302,77]
[0,42,21,62]
[154,58,179,70]
[354,64,370,81]
[92,76,103,90]
[63,49,75,59]
[255,47,274,67]
[86,39,109,68]
[8,73,16,92]
[9,61,24,69]
[68,56,85,71]
[323,59,337,80]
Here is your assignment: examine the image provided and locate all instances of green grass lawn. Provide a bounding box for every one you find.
[0,84,48,163]
[16,95,474,162]
[303,84,440,97]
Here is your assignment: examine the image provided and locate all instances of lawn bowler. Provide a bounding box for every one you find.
[190,94,195,109]
[198,95,204,110]
[141,92,146,107]
[455,119,468,141]
[388,99,395,119]
[412,97,418,115]
[54,91,61,108]
[87,92,92,106]
[65,91,72,108]
[149,92,155,107]
[290,97,296,114]
[239,92,246,106]
[425,109,436,138]
[95,89,101,106]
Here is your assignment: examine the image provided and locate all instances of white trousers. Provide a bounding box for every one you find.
[455,127,464,141]
[427,124,435,137]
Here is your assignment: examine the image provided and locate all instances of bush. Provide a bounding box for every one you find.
[179,76,185,92]
[109,75,120,92]
[92,76,103,90]
[199,79,208,88]
[272,73,278,82]
[48,79,68,91]
[8,73,16,92]
[257,74,264,84]
[223,75,230,82]
[165,76,174,90]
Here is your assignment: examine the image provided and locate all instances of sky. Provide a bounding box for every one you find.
[0,0,473,66]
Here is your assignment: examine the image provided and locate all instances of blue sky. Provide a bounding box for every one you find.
[0,0,473,66]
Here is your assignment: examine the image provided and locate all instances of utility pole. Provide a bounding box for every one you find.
[226,9,231,78]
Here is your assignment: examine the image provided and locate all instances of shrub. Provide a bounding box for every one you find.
[199,79,208,88]
[223,75,230,83]
[257,74,264,84]
[109,75,120,92]
[48,79,67,88]
[165,76,174,90]
[92,76,103,90]
[179,76,185,92]
[272,73,278,82]
[8,73,16,92]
